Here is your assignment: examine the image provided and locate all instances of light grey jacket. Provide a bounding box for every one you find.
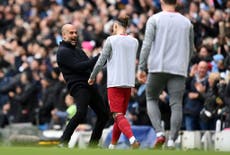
[90,35,139,87]
[138,11,194,77]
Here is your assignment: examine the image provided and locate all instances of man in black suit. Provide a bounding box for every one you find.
[56,24,109,147]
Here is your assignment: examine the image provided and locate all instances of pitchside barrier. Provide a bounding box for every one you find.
[40,125,230,151]
[0,123,40,145]
[0,123,230,151]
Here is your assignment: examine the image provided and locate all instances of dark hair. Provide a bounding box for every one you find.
[162,0,177,5]
[116,14,129,28]
[23,69,34,82]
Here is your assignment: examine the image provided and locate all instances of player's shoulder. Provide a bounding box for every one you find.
[148,14,158,21]
[57,45,66,55]
[126,36,139,47]
[107,35,115,40]
[151,11,166,19]
[177,13,192,25]
[105,35,114,44]
[128,35,138,43]
[147,12,162,23]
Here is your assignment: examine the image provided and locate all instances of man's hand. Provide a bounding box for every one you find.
[195,82,206,93]
[189,64,197,77]
[188,92,199,99]
[88,78,95,85]
[159,91,168,103]
[137,70,147,84]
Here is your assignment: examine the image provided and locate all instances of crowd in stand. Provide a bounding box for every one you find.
[0,0,230,131]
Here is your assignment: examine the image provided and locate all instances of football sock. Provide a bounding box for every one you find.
[111,122,121,144]
[115,114,134,139]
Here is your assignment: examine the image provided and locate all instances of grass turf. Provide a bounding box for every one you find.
[0,147,229,155]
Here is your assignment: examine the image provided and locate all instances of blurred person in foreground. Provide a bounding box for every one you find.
[56,24,109,148]
[137,0,194,149]
[88,15,140,149]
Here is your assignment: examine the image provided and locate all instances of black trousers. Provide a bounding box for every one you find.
[60,85,109,145]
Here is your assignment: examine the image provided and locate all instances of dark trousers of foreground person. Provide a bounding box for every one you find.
[60,85,109,147]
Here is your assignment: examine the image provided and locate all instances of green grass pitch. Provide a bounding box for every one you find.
[0,147,229,155]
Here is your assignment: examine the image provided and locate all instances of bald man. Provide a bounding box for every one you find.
[56,24,109,147]
[184,61,209,131]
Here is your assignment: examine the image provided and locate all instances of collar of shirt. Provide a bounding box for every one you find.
[60,40,76,49]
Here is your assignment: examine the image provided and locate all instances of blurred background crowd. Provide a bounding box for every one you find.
[0,0,230,132]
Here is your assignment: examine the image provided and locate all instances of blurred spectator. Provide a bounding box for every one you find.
[184,61,209,130]
[200,72,225,130]
[9,69,39,123]
[190,45,212,66]
[158,90,171,130]
[223,81,230,128]
[128,84,151,126]
[0,102,10,128]
[50,93,76,129]
[211,53,225,72]
[52,72,68,116]
[0,69,9,108]
[38,71,56,130]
